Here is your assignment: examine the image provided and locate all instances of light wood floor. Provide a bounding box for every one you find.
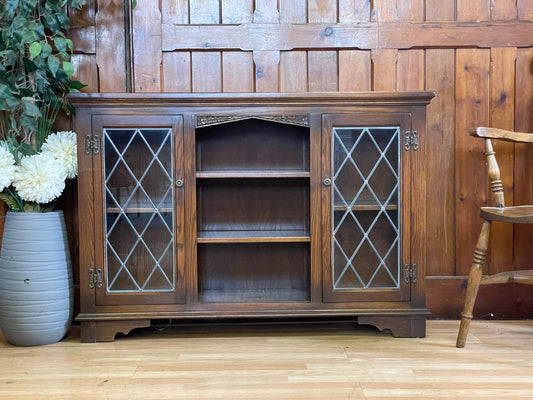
[1,320,533,399]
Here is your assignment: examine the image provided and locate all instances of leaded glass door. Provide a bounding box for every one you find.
[92,115,185,305]
[322,114,411,302]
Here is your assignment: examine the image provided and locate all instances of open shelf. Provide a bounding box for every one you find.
[197,178,309,233]
[198,243,310,303]
[333,203,398,212]
[196,171,310,179]
[196,118,310,173]
[107,206,173,214]
[200,289,309,303]
[197,230,310,243]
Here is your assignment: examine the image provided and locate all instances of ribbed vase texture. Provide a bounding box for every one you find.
[0,211,73,346]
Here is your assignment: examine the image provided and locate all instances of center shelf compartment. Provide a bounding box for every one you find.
[196,118,310,173]
[197,178,310,241]
[198,242,310,302]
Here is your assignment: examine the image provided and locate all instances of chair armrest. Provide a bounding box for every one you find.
[471,127,533,143]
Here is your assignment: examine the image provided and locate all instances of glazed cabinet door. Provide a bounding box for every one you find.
[322,113,413,303]
[89,115,185,305]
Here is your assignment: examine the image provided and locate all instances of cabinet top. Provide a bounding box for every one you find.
[69,91,434,108]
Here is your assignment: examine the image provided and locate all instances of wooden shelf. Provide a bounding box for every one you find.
[196,171,310,178]
[197,230,311,243]
[333,203,398,211]
[107,206,173,214]
[199,288,310,303]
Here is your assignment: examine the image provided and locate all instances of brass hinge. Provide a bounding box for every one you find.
[404,130,418,151]
[403,263,418,284]
[88,268,103,289]
[84,134,100,155]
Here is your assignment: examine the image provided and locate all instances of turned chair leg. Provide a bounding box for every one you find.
[456,220,492,348]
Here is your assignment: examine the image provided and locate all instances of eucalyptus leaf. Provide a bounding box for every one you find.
[41,42,53,58]
[62,61,74,78]
[19,113,38,131]
[0,192,22,212]
[54,37,67,53]
[66,80,86,90]
[29,41,42,59]
[21,29,40,44]
[21,97,41,117]
[23,202,42,212]
[5,0,19,20]
[17,141,37,156]
[0,84,16,100]
[20,0,38,14]
[47,55,60,77]
[23,57,38,72]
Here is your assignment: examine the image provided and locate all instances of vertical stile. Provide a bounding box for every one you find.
[488,46,516,273]
[161,0,190,93]
[95,0,127,92]
[132,0,162,92]
[514,48,533,269]
[424,0,456,279]
[339,0,371,91]
[455,1,491,276]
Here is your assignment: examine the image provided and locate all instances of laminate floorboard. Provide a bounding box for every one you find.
[1,320,533,399]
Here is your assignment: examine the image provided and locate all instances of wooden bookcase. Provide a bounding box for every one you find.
[71,92,433,342]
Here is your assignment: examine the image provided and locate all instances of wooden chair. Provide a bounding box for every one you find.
[456,127,533,348]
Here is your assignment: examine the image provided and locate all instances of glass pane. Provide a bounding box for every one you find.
[332,127,400,290]
[104,128,174,293]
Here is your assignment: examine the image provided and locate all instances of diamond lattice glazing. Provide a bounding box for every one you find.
[103,128,174,292]
[332,127,400,290]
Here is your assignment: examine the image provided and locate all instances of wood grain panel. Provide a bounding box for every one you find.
[71,54,99,92]
[280,51,307,92]
[192,52,222,92]
[488,47,516,273]
[308,51,337,92]
[371,49,397,91]
[518,0,533,18]
[308,0,337,23]
[132,0,162,92]
[491,0,518,20]
[161,0,188,24]
[425,0,456,20]
[425,49,455,277]
[223,52,254,92]
[190,0,220,24]
[372,0,398,22]
[338,50,371,91]
[398,0,424,21]
[339,0,371,22]
[397,50,424,91]
[222,0,253,23]
[279,0,306,23]
[162,52,192,92]
[253,51,280,92]
[95,0,126,92]
[254,0,280,23]
[514,48,533,269]
[457,0,491,20]
[455,49,490,276]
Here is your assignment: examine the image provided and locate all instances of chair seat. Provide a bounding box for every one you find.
[480,205,533,223]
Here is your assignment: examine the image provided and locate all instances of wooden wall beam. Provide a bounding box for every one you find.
[162,21,533,52]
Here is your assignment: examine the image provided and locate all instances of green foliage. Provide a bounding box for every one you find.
[0,0,86,144]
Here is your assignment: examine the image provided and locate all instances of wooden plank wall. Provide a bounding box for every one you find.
[2,0,532,319]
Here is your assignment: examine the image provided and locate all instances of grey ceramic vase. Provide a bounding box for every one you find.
[0,211,73,346]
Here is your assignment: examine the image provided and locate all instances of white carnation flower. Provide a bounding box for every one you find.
[13,153,67,204]
[0,141,17,191]
[41,130,78,179]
